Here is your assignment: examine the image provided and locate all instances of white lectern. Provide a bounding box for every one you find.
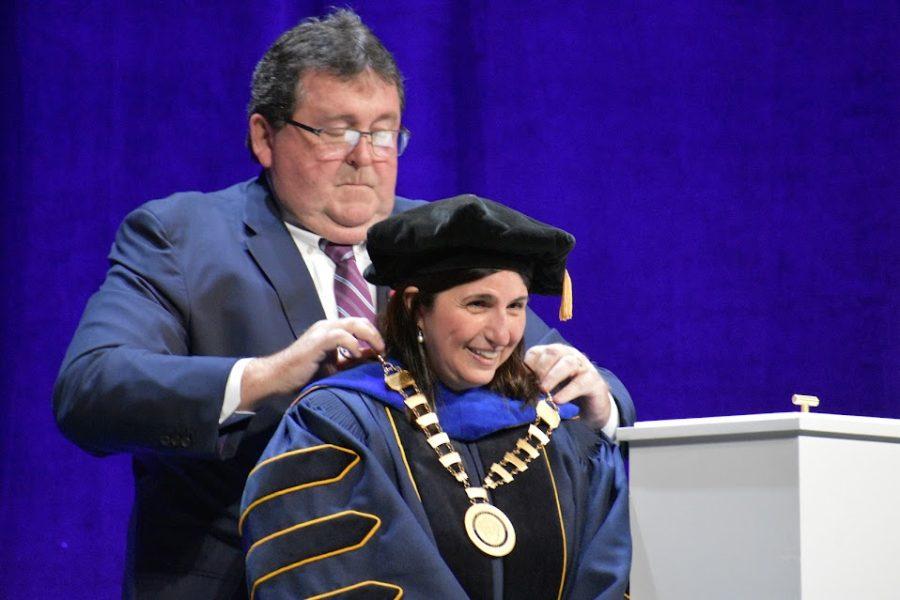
[618,412,900,599]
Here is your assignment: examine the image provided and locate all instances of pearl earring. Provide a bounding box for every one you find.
[417,329,425,344]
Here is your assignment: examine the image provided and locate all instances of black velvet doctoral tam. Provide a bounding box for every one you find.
[363,194,575,296]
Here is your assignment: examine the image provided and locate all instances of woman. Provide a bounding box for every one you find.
[240,196,631,599]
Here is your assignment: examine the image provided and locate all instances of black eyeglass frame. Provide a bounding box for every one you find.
[284,118,411,157]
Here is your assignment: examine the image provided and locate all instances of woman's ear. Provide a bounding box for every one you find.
[402,287,425,329]
[402,286,419,311]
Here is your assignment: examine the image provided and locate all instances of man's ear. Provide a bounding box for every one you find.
[248,114,275,167]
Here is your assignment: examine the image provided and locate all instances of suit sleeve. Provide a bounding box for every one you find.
[523,307,636,427]
[240,390,469,600]
[53,207,236,458]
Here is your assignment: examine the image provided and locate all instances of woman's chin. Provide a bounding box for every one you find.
[443,369,497,391]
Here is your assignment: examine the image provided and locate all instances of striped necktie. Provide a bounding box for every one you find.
[322,241,377,326]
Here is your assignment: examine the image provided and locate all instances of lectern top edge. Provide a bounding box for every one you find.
[618,411,900,444]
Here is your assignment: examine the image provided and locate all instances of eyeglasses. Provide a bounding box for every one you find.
[284,119,411,160]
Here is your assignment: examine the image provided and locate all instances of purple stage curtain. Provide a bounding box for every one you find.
[2,1,897,597]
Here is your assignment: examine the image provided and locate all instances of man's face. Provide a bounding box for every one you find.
[250,69,401,244]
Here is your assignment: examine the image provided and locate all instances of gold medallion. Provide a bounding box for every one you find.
[464,503,516,557]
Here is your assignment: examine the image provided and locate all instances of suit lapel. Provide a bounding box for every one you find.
[243,178,325,339]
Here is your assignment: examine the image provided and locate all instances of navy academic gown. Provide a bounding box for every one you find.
[240,362,631,599]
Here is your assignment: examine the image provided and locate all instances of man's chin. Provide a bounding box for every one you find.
[317,214,384,244]
[325,204,393,242]
[310,221,362,244]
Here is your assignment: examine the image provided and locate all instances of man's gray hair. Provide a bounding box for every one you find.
[248,9,404,134]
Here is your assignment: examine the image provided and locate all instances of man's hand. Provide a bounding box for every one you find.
[524,343,612,430]
[239,318,384,411]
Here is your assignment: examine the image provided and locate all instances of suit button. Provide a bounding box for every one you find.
[179,435,191,448]
[160,435,172,447]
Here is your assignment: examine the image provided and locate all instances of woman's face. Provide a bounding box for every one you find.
[415,270,529,391]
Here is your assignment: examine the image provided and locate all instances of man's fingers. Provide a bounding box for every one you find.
[526,343,613,429]
[524,344,564,379]
[303,318,385,355]
[549,378,584,405]
[528,347,587,394]
[329,331,382,363]
[330,318,385,353]
[331,331,365,359]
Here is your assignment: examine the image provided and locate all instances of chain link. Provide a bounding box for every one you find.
[379,356,561,499]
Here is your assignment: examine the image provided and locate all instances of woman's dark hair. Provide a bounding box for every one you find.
[380,268,544,404]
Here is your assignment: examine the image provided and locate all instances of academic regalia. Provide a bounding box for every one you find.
[240,362,630,600]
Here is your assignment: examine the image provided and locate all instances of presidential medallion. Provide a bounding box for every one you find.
[464,502,516,557]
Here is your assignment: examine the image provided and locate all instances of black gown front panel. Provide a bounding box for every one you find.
[390,407,566,600]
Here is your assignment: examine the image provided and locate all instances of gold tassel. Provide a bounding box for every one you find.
[559,269,573,321]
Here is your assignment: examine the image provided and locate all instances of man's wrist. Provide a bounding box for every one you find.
[238,356,278,412]
[601,392,620,441]
[220,358,252,424]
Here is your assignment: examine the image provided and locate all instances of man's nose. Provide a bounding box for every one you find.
[344,134,376,167]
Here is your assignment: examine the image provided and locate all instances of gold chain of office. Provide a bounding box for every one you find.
[378,356,561,557]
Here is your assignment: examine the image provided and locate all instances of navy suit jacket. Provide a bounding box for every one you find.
[53,175,635,599]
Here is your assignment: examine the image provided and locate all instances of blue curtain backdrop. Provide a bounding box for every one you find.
[2,1,897,596]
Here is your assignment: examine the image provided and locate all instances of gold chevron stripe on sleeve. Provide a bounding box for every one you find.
[239,444,360,534]
[249,510,382,600]
[305,579,403,600]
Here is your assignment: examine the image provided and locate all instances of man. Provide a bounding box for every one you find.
[54,9,635,599]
